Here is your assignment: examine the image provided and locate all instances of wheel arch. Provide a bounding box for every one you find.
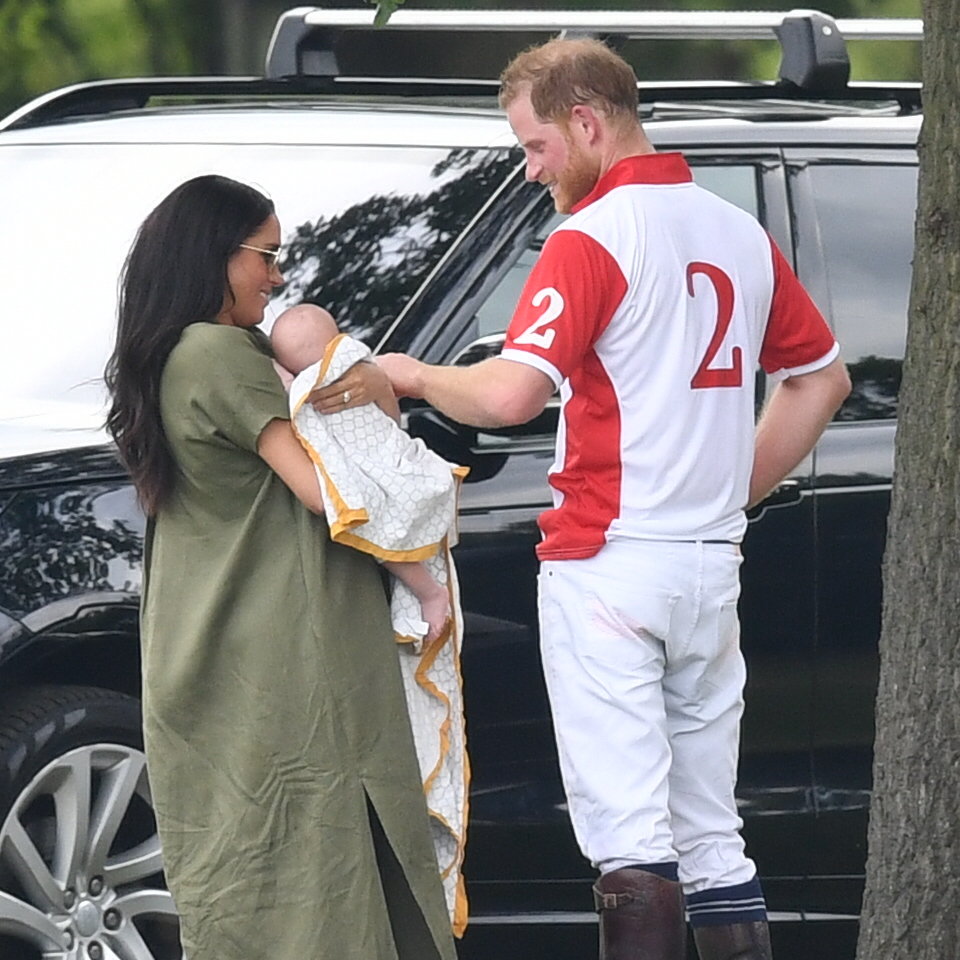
[0,592,141,700]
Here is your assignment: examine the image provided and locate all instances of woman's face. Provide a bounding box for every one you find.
[217,214,284,328]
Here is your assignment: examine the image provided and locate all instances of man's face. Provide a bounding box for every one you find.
[506,91,599,214]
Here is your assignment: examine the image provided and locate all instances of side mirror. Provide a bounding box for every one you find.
[403,333,558,481]
[405,403,509,483]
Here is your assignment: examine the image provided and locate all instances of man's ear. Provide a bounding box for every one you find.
[569,104,602,144]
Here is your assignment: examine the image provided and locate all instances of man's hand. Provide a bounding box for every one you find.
[376,353,426,399]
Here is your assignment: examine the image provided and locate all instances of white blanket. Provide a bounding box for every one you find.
[289,333,469,935]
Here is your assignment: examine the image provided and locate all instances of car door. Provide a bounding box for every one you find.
[387,152,819,923]
[786,151,915,919]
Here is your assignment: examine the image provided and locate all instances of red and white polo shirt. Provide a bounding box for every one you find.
[500,152,838,560]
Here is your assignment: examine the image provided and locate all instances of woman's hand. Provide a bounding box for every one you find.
[308,360,399,422]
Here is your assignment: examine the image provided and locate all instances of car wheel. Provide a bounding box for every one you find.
[0,685,182,960]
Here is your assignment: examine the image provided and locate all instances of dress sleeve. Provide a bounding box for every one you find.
[171,324,291,454]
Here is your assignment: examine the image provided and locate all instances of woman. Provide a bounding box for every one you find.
[105,174,456,960]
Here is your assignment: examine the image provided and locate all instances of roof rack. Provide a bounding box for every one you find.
[1,9,922,133]
[266,7,922,94]
[0,75,504,132]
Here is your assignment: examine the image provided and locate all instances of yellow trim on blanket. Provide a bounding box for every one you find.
[330,463,467,561]
[407,540,470,937]
[417,617,454,796]
[336,532,442,563]
[290,418,369,534]
[289,342,383,537]
[319,332,348,383]
[289,333,348,420]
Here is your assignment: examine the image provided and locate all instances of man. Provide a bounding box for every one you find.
[378,37,851,960]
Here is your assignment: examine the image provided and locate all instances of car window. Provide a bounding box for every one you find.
[474,212,561,339]
[473,163,761,340]
[805,164,916,422]
[0,143,512,454]
[692,164,759,219]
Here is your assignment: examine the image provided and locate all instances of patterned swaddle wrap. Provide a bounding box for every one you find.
[289,333,469,935]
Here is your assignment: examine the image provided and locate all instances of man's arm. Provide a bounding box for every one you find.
[376,354,556,429]
[749,356,852,508]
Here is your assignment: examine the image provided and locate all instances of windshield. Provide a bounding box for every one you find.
[0,140,513,456]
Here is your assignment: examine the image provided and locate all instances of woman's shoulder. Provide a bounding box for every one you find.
[176,321,270,350]
[168,323,272,370]
[160,322,286,430]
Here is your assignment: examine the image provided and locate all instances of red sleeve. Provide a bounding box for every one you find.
[503,229,627,382]
[760,237,838,375]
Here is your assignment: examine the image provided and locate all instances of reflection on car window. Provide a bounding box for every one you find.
[474,212,563,339]
[692,164,759,219]
[473,164,760,339]
[276,147,520,347]
[1,143,511,437]
[807,164,916,422]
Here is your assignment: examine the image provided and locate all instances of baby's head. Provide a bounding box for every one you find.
[270,304,339,375]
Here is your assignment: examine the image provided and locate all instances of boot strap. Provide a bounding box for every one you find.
[592,886,637,912]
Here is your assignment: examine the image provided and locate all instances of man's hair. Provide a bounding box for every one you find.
[499,37,639,126]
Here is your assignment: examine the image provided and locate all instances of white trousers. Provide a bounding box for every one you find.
[538,539,757,894]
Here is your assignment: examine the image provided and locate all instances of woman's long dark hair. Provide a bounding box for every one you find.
[105,174,275,516]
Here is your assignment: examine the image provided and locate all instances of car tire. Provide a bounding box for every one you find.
[0,684,182,960]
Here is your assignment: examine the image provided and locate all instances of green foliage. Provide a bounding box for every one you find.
[0,0,205,118]
[367,0,406,27]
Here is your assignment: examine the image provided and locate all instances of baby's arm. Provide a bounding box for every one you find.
[383,560,450,644]
[272,359,295,391]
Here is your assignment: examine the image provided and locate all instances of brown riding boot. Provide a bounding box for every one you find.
[692,920,773,960]
[593,867,686,960]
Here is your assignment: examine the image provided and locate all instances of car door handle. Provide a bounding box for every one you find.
[763,479,803,506]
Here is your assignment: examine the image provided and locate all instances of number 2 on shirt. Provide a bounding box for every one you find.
[513,287,563,350]
[687,262,743,389]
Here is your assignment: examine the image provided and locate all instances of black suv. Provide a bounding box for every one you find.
[0,8,919,960]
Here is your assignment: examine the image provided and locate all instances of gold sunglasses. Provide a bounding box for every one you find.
[239,243,282,269]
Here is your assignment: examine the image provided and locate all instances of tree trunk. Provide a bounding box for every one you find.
[856,1,960,957]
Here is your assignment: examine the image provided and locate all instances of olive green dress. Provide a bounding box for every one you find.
[140,322,456,960]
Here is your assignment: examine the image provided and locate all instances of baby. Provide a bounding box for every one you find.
[271,304,451,644]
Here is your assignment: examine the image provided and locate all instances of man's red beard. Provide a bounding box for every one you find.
[550,136,601,213]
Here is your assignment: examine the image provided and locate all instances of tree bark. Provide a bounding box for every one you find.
[856,1,960,957]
